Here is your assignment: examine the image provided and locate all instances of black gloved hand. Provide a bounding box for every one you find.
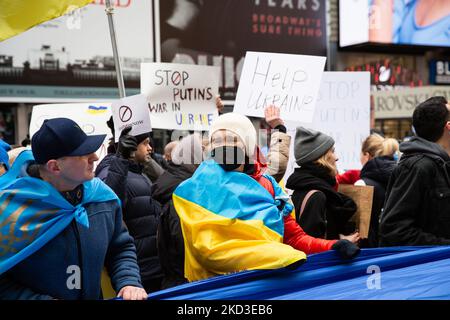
[331,239,360,260]
[117,126,137,159]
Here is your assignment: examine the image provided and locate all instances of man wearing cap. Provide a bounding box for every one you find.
[0,118,147,300]
[96,126,163,293]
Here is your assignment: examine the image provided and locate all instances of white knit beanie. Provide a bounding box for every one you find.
[209,113,257,158]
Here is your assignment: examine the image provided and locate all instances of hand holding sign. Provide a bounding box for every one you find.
[234,51,326,123]
[111,94,152,143]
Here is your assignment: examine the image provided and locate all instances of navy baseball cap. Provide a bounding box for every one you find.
[32,118,106,164]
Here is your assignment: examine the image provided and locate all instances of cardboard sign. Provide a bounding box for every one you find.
[338,184,374,239]
[141,63,220,130]
[281,72,371,192]
[234,51,326,123]
[111,94,152,142]
[30,103,112,162]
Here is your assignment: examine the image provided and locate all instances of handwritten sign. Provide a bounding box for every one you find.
[141,63,220,130]
[111,94,152,142]
[282,72,371,190]
[30,103,112,163]
[234,51,326,123]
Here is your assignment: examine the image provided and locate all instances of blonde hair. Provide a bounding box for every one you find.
[361,134,399,158]
[315,147,337,177]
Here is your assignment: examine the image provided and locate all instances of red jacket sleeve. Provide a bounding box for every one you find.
[283,215,337,254]
[336,169,361,185]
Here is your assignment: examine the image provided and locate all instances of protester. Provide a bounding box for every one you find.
[354,134,399,247]
[0,118,146,300]
[380,96,450,246]
[163,140,179,162]
[153,134,204,288]
[286,127,360,242]
[172,113,360,282]
[96,126,163,293]
[263,105,291,182]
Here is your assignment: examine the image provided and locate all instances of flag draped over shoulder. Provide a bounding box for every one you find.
[173,160,306,282]
[0,0,92,42]
[0,167,119,275]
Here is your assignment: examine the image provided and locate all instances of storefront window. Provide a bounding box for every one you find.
[375,118,413,141]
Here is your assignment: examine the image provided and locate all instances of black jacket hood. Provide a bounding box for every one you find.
[360,156,397,185]
[400,137,450,162]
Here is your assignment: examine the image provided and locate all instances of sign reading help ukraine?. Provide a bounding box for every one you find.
[111,94,152,142]
[234,51,326,123]
[140,63,220,130]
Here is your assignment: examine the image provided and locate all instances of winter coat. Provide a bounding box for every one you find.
[379,137,450,246]
[95,154,162,292]
[357,156,397,247]
[0,198,142,300]
[151,162,196,206]
[266,131,291,182]
[152,162,195,289]
[286,163,358,239]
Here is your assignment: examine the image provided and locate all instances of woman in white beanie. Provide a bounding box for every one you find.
[171,113,360,283]
[286,127,360,243]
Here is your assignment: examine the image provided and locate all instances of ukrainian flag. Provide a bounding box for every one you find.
[173,160,306,282]
[0,0,92,42]
[87,105,109,115]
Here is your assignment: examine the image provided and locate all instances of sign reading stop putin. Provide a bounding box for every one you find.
[141,62,220,130]
[111,94,152,143]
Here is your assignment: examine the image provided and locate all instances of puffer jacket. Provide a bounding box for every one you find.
[96,154,162,292]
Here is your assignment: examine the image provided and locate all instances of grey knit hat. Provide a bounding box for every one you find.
[294,127,335,166]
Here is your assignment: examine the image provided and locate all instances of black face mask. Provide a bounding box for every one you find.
[211,146,245,171]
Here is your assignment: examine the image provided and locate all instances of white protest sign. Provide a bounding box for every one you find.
[282,72,371,190]
[30,103,112,163]
[234,51,326,123]
[141,63,220,130]
[111,94,152,142]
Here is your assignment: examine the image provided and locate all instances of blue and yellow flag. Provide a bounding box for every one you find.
[0,156,119,274]
[0,0,92,42]
[173,160,306,282]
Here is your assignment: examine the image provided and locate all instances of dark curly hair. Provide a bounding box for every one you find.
[412,96,449,142]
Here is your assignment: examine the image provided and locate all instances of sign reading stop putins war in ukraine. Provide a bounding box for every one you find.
[141,63,220,130]
[234,51,326,123]
[111,94,152,142]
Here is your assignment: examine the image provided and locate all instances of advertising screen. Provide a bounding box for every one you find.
[339,0,450,48]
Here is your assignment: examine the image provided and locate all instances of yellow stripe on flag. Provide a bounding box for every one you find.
[173,194,306,282]
[0,0,92,42]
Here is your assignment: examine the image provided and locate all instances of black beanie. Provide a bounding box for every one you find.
[294,127,335,166]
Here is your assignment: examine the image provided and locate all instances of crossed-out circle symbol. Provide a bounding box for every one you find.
[119,105,132,122]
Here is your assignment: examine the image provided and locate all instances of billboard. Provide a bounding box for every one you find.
[339,0,450,48]
[0,0,153,102]
[158,0,327,100]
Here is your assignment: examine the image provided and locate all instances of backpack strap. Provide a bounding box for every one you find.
[299,189,319,219]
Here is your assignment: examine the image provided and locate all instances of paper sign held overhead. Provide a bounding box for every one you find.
[141,63,220,130]
[111,94,152,142]
[234,51,326,123]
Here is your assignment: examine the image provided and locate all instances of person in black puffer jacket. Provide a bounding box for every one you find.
[286,127,360,243]
[354,134,399,247]
[152,133,204,289]
[96,126,162,293]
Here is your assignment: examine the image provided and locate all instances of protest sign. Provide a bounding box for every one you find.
[111,94,152,142]
[234,51,326,123]
[30,102,112,162]
[141,63,220,130]
[338,184,374,239]
[281,72,371,190]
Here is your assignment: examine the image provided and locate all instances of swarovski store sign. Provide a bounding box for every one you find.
[373,86,450,119]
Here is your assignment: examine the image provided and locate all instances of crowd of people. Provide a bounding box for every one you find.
[0,95,449,300]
